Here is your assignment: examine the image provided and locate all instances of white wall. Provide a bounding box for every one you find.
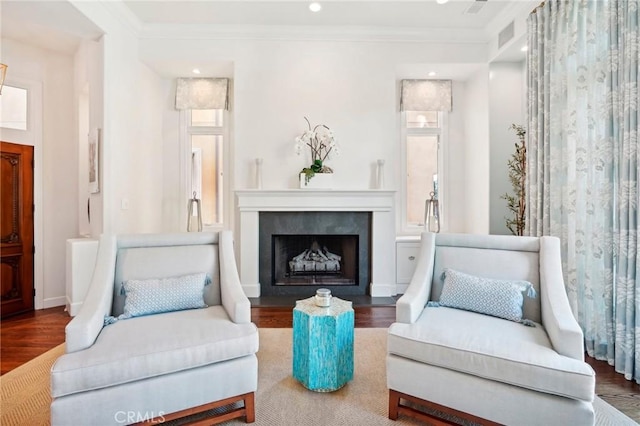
[232,40,397,190]
[462,66,490,234]
[145,36,489,234]
[488,61,526,235]
[2,38,77,308]
[71,1,165,235]
[74,38,104,237]
[161,79,184,232]
[444,81,469,233]
[104,36,164,234]
[108,59,164,233]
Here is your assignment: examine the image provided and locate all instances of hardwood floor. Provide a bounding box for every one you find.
[0,306,70,375]
[2,306,639,422]
[250,305,397,328]
[586,356,640,421]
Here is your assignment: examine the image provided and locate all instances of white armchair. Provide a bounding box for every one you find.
[51,231,258,425]
[387,232,596,425]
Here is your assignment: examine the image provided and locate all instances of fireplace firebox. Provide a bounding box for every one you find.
[273,234,358,286]
[259,212,371,297]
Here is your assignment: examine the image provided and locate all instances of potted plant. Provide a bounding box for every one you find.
[295,117,339,187]
[501,124,527,236]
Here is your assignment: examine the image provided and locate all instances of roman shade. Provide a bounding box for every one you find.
[175,78,229,110]
[400,79,452,112]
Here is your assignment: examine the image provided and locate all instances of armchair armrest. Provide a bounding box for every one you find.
[396,233,436,324]
[540,236,585,360]
[65,235,116,353]
[220,231,251,324]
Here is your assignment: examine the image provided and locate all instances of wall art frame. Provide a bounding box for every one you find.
[88,128,100,194]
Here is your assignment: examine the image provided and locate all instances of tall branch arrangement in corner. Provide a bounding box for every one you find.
[501,124,527,236]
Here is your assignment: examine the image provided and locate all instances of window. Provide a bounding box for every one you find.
[175,77,230,230]
[402,110,446,230]
[399,79,451,232]
[0,85,28,130]
[186,109,225,227]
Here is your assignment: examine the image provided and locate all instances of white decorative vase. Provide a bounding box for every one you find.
[299,172,333,189]
[255,158,263,189]
[376,159,385,189]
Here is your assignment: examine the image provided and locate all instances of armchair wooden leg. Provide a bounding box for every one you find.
[389,389,400,420]
[244,392,255,423]
[388,389,502,426]
[134,392,256,425]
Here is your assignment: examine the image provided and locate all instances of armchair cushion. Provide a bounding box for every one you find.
[388,306,595,402]
[113,244,220,317]
[433,243,541,323]
[437,268,536,323]
[119,272,209,320]
[52,306,258,399]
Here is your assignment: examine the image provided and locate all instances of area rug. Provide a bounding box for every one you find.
[0,328,636,425]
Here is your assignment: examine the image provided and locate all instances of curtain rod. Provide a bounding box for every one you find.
[530,0,545,14]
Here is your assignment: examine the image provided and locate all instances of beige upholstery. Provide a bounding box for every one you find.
[51,231,258,426]
[387,232,596,426]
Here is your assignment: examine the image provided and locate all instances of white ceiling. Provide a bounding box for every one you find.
[1,0,532,70]
[122,0,512,29]
[1,0,104,54]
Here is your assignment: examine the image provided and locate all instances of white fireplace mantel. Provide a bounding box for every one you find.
[235,189,396,297]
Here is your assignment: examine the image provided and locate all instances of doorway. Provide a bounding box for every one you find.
[1,142,35,317]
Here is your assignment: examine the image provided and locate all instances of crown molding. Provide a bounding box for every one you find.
[93,0,143,37]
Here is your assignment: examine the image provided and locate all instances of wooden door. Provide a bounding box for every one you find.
[1,142,34,318]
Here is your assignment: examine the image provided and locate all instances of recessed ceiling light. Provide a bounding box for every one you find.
[428,71,437,77]
[309,2,322,12]
[520,45,529,52]
[192,68,201,74]
[436,0,450,4]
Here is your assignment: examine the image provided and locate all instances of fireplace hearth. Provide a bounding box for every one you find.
[259,212,370,297]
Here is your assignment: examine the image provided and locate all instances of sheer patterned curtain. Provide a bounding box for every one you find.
[526,0,639,383]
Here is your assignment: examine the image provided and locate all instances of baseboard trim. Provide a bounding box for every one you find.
[65,298,83,316]
[370,282,395,297]
[242,283,260,298]
[43,296,66,309]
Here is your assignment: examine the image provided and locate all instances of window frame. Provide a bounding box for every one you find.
[0,84,29,131]
[179,109,230,230]
[400,110,448,234]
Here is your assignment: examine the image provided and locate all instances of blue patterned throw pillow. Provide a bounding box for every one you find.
[104,273,209,325]
[433,268,537,324]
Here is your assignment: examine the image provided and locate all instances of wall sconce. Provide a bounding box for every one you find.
[187,191,202,232]
[0,64,7,95]
[424,191,440,233]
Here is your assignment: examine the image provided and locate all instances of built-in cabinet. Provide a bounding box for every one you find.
[395,236,421,294]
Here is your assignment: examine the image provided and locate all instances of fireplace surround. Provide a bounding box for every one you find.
[235,189,396,297]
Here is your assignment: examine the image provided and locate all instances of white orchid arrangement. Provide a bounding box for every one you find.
[295,117,339,183]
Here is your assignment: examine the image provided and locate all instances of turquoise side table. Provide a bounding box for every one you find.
[292,296,354,392]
